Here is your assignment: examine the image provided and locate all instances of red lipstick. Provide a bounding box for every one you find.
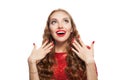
[56,30,66,37]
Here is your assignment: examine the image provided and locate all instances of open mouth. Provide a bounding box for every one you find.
[56,30,66,37]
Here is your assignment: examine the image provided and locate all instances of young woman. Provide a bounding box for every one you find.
[28,9,98,80]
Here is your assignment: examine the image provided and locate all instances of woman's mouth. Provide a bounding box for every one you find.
[56,30,66,37]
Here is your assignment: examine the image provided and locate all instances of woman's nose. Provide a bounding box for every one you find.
[58,23,63,29]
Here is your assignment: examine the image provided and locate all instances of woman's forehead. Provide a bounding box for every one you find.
[50,11,70,19]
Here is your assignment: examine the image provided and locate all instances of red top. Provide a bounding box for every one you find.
[52,52,98,80]
[52,52,68,80]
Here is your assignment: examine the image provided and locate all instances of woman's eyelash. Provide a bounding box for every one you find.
[64,19,69,23]
[50,19,69,24]
[51,20,57,24]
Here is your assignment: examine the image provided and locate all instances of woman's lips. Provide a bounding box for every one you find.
[56,30,66,37]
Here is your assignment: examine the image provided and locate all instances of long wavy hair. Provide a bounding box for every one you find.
[37,9,87,80]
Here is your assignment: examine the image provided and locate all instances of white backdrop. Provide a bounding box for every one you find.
[0,0,120,80]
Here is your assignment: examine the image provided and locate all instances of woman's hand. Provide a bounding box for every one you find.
[71,38,95,64]
[28,40,54,64]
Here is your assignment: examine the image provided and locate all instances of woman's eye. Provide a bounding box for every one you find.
[64,19,69,23]
[51,21,57,25]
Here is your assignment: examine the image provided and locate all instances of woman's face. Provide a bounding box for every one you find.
[49,11,73,43]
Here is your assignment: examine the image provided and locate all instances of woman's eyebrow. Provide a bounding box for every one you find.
[50,17,70,21]
[63,17,70,20]
[50,18,57,21]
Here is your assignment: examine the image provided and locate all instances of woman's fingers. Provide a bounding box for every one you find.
[32,43,37,53]
[71,47,83,59]
[44,41,54,50]
[29,41,54,63]
[45,45,54,54]
[74,39,82,49]
[91,41,95,48]
[33,43,37,49]
[72,40,81,52]
[71,47,79,55]
[78,37,86,48]
[72,38,95,63]
[91,41,95,55]
[41,40,49,48]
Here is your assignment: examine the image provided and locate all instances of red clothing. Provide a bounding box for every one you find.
[52,52,68,80]
[52,52,98,80]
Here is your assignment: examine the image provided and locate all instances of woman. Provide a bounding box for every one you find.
[28,9,98,80]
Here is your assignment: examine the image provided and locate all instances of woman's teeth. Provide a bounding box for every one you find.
[56,30,66,37]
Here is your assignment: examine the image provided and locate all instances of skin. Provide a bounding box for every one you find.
[28,10,97,80]
[49,11,73,52]
[28,41,54,80]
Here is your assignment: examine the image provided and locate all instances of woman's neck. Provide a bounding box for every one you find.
[55,41,67,53]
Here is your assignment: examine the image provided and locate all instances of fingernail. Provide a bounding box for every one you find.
[51,41,54,46]
[72,38,74,43]
[50,48,52,51]
[86,45,91,49]
[52,43,54,46]
[45,39,48,42]
[92,41,95,44]
[78,35,80,38]
[33,43,35,45]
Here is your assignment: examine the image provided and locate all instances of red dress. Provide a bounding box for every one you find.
[52,52,98,80]
[52,52,68,80]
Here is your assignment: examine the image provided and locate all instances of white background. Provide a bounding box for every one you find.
[0,0,120,80]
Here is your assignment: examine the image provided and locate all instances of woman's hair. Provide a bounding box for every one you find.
[37,9,87,80]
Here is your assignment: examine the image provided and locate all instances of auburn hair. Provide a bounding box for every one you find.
[37,9,87,80]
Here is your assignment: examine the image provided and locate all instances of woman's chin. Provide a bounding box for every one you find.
[55,39,68,43]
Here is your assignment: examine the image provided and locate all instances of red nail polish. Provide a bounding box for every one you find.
[52,43,54,46]
[33,43,35,45]
[86,45,91,49]
[45,39,48,42]
[72,38,74,43]
[50,49,52,51]
[92,41,95,44]
[78,35,80,38]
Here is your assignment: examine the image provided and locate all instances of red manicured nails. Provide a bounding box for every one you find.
[92,41,95,44]
[33,43,35,45]
[86,45,91,49]
[72,38,74,43]
[77,35,80,38]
